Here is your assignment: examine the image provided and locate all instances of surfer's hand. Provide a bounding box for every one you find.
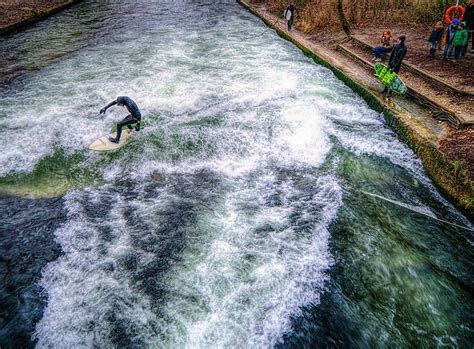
[99,108,106,115]
[135,123,140,131]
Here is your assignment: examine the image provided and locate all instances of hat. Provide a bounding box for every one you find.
[452,18,460,25]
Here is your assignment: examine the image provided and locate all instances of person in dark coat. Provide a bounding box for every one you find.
[381,35,407,95]
[284,4,298,31]
[428,21,444,57]
[388,35,407,74]
[464,0,474,54]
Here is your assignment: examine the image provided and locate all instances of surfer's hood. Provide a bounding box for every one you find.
[116,96,127,105]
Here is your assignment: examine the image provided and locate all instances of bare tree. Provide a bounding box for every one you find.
[337,0,351,36]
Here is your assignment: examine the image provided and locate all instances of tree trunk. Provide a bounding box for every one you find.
[337,0,352,36]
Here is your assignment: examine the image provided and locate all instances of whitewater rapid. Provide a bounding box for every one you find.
[1,1,472,348]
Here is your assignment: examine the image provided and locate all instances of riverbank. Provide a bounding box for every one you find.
[238,0,473,220]
[0,0,81,36]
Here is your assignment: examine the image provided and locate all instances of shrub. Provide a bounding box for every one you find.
[253,0,469,31]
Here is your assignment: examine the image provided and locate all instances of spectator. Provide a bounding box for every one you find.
[428,21,444,57]
[464,0,474,54]
[443,18,460,60]
[373,29,393,62]
[284,4,298,31]
[382,35,407,95]
[453,22,468,62]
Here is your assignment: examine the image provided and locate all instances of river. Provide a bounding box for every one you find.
[0,1,473,348]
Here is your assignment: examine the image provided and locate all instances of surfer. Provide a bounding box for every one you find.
[381,35,407,95]
[99,96,141,143]
[284,4,298,31]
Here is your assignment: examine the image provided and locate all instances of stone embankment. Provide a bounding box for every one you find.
[0,0,81,36]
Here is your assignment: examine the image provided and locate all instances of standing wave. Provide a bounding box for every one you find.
[34,171,341,348]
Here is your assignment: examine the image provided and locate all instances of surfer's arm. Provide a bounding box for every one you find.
[99,100,118,114]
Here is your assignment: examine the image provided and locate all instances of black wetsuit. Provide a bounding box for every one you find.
[100,96,142,142]
[285,5,297,31]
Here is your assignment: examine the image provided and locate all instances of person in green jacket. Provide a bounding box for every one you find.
[453,22,468,62]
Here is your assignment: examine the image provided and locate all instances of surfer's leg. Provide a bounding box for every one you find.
[108,124,123,143]
[111,115,135,143]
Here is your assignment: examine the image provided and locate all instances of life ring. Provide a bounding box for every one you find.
[444,5,465,24]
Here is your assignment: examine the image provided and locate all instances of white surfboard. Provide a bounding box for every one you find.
[283,9,292,21]
[89,128,134,152]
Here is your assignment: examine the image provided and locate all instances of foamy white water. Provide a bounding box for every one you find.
[1,1,472,348]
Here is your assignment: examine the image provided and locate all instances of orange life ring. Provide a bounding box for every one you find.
[444,5,465,24]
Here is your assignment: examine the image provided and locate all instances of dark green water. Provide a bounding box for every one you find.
[0,0,472,348]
